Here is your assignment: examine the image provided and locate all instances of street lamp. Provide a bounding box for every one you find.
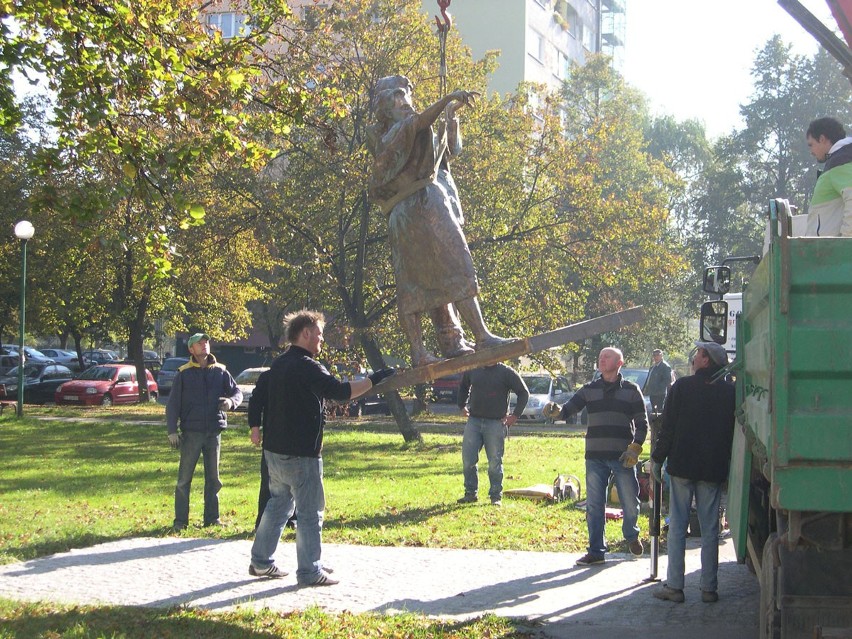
[13,220,34,417]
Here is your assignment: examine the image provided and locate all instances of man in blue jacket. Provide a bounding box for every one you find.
[167,333,242,531]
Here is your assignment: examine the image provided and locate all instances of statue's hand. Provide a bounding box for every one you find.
[451,90,480,109]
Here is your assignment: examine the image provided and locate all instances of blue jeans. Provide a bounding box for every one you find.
[585,458,640,556]
[461,417,507,501]
[174,430,221,527]
[666,475,723,592]
[251,452,326,584]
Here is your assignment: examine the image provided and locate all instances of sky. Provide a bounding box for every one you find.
[621,0,836,138]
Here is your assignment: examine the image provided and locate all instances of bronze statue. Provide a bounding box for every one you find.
[367,75,512,367]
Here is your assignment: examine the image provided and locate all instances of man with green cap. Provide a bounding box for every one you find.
[167,333,242,530]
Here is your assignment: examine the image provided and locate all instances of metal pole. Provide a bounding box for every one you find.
[17,238,27,417]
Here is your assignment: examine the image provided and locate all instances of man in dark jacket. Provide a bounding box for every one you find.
[248,310,394,586]
[167,333,242,531]
[456,363,529,506]
[644,348,673,412]
[651,341,735,604]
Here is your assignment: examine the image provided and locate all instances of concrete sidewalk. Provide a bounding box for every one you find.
[0,534,758,638]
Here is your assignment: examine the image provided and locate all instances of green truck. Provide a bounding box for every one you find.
[701,199,852,639]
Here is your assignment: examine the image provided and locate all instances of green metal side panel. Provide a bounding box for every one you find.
[736,231,852,516]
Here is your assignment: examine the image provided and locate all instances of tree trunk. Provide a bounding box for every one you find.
[358,332,421,443]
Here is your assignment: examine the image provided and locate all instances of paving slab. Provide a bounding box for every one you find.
[0,534,757,638]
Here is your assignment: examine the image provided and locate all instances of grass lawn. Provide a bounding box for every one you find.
[0,406,651,637]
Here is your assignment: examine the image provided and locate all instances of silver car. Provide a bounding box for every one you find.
[156,357,189,394]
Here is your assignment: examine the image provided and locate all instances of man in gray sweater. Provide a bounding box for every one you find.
[456,363,529,506]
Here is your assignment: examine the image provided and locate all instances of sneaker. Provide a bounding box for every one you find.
[204,519,224,527]
[491,499,502,507]
[457,494,478,504]
[628,539,644,556]
[653,586,685,603]
[249,564,288,578]
[171,523,187,532]
[303,570,339,587]
[701,590,719,603]
[576,553,605,566]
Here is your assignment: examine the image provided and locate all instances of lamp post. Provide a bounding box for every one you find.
[13,220,34,417]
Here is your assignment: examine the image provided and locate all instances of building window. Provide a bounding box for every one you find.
[528,29,545,62]
[206,12,250,39]
[582,22,595,51]
[554,48,569,79]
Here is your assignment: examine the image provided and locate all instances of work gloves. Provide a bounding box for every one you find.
[369,368,396,385]
[168,433,181,449]
[619,442,643,468]
[542,401,562,420]
[218,397,234,411]
[651,461,664,484]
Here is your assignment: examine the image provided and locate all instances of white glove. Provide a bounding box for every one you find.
[218,397,233,411]
[168,433,181,449]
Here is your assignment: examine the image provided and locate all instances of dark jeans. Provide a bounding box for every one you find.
[174,430,221,527]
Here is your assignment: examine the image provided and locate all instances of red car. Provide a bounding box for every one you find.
[55,364,159,406]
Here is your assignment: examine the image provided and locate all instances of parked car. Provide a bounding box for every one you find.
[156,357,190,394]
[588,368,653,422]
[54,364,158,406]
[0,363,74,404]
[82,349,119,365]
[234,366,269,411]
[40,348,85,371]
[432,373,462,403]
[1,345,55,364]
[324,373,391,418]
[508,373,575,422]
[120,352,162,375]
[0,355,20,376]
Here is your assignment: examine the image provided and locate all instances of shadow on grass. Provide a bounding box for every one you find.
[325,501,457,532]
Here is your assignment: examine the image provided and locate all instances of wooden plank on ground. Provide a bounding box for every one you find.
[367,306,644,396]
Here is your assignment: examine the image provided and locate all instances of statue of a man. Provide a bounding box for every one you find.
[367,75,511,367]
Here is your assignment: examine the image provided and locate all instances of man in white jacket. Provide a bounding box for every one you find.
[805,117,852,237]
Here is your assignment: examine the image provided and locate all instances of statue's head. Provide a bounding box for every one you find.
[372,75,414,124]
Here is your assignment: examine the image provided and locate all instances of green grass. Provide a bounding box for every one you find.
[0,600,537,638]
[0,408,649,637]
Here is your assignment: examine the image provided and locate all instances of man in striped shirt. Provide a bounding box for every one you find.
[544,347,648,565]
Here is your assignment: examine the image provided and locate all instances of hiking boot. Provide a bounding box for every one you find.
[303,570,338,587]
[628,539,644,556]
[701,590,719,603]
[457,494,478,504]
[575,553,605,566]
[653,586,685,603]
[249,564,288,579]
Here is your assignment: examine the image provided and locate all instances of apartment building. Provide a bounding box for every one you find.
[421,0,626,95]
[200,1,625,95]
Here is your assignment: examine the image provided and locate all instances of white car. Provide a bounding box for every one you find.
[234,367,270,411]
[509,374,575,423]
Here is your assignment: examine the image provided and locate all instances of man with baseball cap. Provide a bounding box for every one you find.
[650,341,734,603]
[167,332,242,530]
